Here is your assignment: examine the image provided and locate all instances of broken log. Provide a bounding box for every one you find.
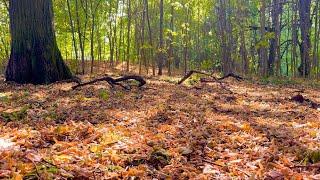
[72,75,146,90]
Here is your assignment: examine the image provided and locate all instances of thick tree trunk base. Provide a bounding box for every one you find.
[5,46,72,85]
[5,0,72,85]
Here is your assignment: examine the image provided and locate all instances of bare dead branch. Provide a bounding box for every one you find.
[218,73,244,81]
[178,70,234,93]
[177,70,212,85]
[72,75,146,90]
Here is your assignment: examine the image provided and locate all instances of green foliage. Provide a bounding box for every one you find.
[99,89,109,101]
[0,92,10,103]
[258,77,320,88]
[302,150,320,164]
[200,59,214,71]
[0,0,320,78]
[0,105,29,122]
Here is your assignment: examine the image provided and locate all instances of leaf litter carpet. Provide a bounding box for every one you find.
[0,76,319,179]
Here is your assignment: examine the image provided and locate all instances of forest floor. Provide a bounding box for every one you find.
[0,72,320,179]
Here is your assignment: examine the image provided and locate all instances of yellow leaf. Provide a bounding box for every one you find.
[90,144,102,153]
[241,123,252,132]
[309,131,317,138]
[12,172,23,180]
[53,155,73,164]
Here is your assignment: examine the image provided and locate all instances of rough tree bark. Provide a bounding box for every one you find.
[5,0,72,84]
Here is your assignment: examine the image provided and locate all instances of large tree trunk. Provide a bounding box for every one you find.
[6,0,72,84]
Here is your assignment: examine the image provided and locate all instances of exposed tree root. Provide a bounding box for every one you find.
[72,75,146,90]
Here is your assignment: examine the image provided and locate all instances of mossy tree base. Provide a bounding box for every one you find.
[5,0,72,85]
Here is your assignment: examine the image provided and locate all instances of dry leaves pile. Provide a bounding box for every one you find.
[0,75,319,179]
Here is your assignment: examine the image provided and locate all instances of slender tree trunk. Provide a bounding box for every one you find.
[140,0,147,74]
[66,0,79,74]
[273,0,282,76]
[291,0,298,77]
[145,0,154,76]
[168,0,174,76]
[6,0,72,84]
[158,0,164,75]
[259,0,268,76]
[126,0,131,72]
[298,0,311,77]
[313,0,319,77]
[75,0,85,74]
[90,1,95,74]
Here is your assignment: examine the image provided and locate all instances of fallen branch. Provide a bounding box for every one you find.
[178,70,234,93]
[177,70,212,85]
[72,75,146,90]
[218,73,244,81]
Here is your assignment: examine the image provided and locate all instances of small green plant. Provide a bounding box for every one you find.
[0,92,10,103]
[302,150,320,164]
[99,89,109,100]
[0,105,30,122]
[186,73,203,86]
[107,165,123,172]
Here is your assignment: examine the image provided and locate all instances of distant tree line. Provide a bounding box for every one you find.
[0,0,319,78]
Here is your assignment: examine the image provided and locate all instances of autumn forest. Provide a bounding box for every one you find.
[0,0,320,179]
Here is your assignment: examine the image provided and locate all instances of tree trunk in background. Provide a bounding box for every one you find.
[270,0,282,76]
[90,1,95,74]
[259,0,268,76]
[126,0,131,72]
[168,0,174,76]
[140,0,147,74]
[145,0,155,76]
[75,0,85,74]
[298,0,311,77]
[291,0,298,77]
[240,34,248,74]
[218,0,233,75]
[5,0,72,84]
[313,0,319,77]
[66,0,79,74]
[158,0,164,75]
